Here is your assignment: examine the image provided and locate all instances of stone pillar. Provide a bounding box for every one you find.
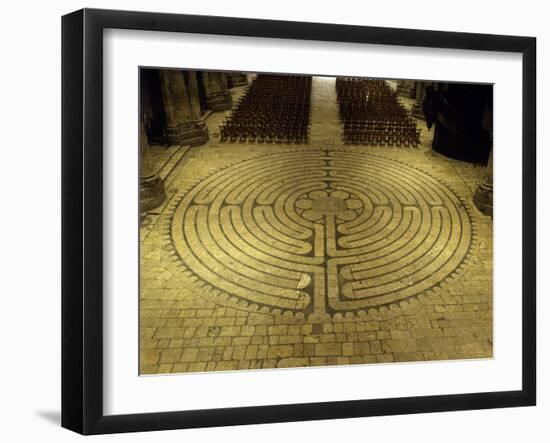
[203,72,233,111]
[396,80,416,98]
[411,82,428,120]
[140,118,166,212]
[227,73,248,88]
[473,149,493,216]
[159,69,209,146]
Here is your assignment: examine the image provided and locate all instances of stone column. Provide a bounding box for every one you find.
[227,73,248,88]
[411,82,428,120]
[140,118,166,212]
[159,69,209,146]
[396,80,416,98]
[473,148,493,216]
[203,72,233,111]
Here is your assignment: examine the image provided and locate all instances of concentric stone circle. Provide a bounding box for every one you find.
[295,189,364,223]
[170,150,474,318]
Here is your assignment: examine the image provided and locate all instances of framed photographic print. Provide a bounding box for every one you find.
[61,8,536,435]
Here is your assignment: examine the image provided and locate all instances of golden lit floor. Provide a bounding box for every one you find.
[140,77,492,374]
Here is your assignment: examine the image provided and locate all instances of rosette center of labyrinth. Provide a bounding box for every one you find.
[170,150,473,318]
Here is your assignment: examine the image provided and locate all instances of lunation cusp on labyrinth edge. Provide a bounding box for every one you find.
[170,150,473,320]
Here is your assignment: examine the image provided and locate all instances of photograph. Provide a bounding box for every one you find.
[139,69,494,375]
[0,0,544,439]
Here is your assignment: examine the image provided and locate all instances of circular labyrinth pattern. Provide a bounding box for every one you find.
[170,150,474,319]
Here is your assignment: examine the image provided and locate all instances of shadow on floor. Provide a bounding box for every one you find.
[36,410,61,426]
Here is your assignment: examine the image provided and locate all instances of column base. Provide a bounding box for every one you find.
[140,175,166,213]
[411,103,425,120]
[166,120,209,146]
[397,81,416,98]
[206,90,233,112]
[473,182,493,216]
[228,74,248,88]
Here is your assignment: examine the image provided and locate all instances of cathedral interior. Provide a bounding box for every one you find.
[139,69,493,375]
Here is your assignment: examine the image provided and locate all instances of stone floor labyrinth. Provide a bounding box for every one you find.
[168,149,475,322]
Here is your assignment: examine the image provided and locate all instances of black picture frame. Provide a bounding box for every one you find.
[61,8,537,435]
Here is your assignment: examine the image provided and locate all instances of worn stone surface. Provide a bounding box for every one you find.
[140,77,492,374]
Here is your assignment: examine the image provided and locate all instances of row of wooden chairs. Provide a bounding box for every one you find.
[342,125,421,146]
[336,78,421,146]
[219,75,311,144]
